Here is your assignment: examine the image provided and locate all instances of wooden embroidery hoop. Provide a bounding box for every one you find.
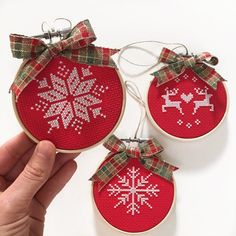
[91,81,177,234]
[91,159,177,235]
[12,59,126,153]
[117,41,229,141]
[145,80,229,142]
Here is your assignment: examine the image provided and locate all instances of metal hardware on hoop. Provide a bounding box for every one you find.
[32,18,72,43]
[121,138,148,143]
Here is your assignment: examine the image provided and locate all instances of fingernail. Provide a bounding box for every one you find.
[36,141,55,158]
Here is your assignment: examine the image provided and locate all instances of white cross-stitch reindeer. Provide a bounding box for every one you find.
[162,88,184,115]
[193,87,214,115]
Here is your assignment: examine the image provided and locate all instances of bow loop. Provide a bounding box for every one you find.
[139,138,164,157]
[10,34,47,59]
[196,52,219,66]
[103,135,126,153]
[158,47,179,64]
[152,47,225,90]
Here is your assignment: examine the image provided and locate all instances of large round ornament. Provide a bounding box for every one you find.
[14,56,125,152]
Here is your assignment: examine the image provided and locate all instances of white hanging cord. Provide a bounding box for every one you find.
[120,45,158,67]
[125,81,147,139]
[117,40,188,77]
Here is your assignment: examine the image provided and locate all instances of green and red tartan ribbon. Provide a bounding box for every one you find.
[10,19,119,98]
[90,135,178,191]
[151,47,225,90]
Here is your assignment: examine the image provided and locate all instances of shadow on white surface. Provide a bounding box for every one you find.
[146,118,229,171]
[93,204,177,236]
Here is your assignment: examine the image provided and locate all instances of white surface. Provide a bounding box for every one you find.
[0,0,236,235]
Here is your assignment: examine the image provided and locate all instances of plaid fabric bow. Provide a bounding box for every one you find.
[90,135,178,191]
[10,19,119,98]
[151,47,225,90]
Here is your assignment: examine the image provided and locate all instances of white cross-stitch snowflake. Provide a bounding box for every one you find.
[31,62,109,134]
[107,166,160,216]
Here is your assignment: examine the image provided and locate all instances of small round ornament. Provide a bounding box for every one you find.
[10,20,125,152]
[91,135,177,234]
[147,48,228,140]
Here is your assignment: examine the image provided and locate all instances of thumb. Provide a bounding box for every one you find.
[5,140,56,205]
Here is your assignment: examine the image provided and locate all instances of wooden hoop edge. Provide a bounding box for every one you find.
[12,65,126,153]
[145,81,229,142]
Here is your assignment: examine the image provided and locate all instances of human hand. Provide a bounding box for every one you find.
[0,133,79,236]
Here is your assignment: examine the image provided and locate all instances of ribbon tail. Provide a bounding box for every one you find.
[12,50,51,98]
[142,156,178,182]
[90,152,128,191]
[193,64,226,90]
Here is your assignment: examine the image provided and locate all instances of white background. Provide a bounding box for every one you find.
[0,0,236,236]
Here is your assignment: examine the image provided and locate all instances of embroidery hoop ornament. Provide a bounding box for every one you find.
[10,19,126,153]
[118,42,228,141]
[91,82,177,234]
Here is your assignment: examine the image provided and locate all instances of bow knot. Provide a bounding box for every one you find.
[46,44,61,58]
[151,47,225,90]
[126,146,142,159]
[47,41,67,57]
[184,56,196,68]
[91,135,178,191]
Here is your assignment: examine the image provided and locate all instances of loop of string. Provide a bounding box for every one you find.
[117,40,189,77]
[125,81,147,139]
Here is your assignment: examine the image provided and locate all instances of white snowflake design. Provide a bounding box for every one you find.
[107,166,160,216]
[31,61,109,134]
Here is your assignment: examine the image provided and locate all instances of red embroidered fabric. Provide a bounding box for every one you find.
[15,56,124,151]
[147,68,227,139]
[93,157,175,233]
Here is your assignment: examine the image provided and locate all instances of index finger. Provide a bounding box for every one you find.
[0,132,35,175]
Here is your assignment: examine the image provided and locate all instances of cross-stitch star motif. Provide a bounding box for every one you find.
[107,166,160,216]
[31,61,108,134]
[15,56,124,151]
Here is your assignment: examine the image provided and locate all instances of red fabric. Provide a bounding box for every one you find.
[93,157,175,233]
[15,56,124,151]
[148,68,227,139]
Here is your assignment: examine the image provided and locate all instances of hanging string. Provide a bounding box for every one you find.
[125,81,147,140]
[117,40,189,77]
[120,41,189,141]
